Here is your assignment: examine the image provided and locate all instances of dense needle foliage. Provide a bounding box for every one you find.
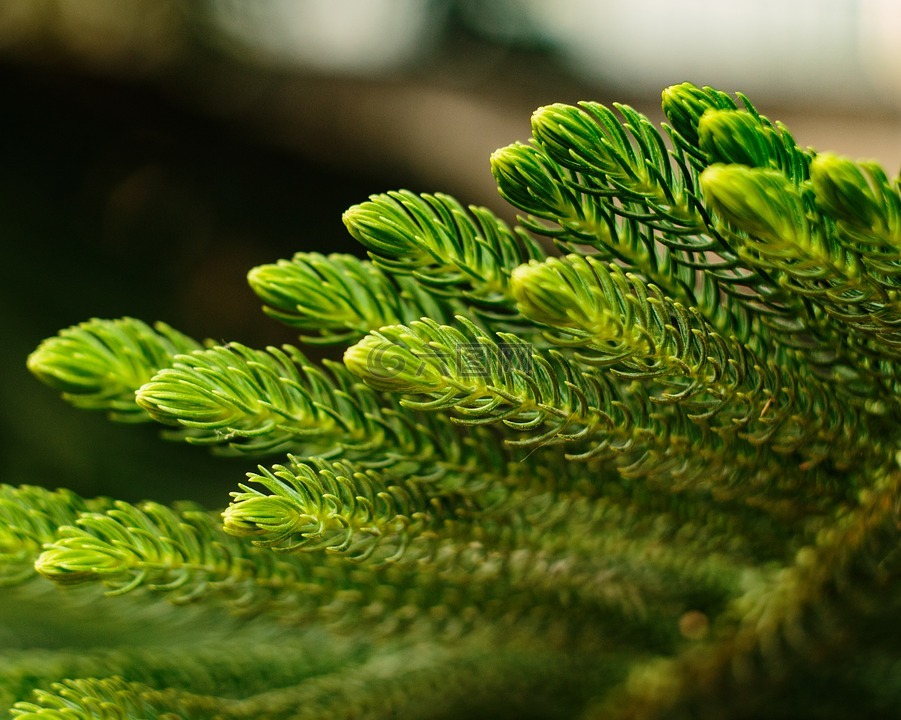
[12,82,901,719]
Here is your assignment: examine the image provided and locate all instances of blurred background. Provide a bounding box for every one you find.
[1,0,899,504]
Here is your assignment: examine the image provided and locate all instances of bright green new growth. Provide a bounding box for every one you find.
[247,252,461,345]
[16,82,901,719]
[25,318,203,422]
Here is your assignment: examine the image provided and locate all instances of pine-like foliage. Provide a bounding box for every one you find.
[15,82,901,719]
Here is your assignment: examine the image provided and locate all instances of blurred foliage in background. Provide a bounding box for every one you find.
[1,0,899,504]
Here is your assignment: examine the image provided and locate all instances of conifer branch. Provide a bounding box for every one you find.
[34,498,388,624]
[661,82,811,183]
[8,635,614,720]
[510,254,881,464]
[136,342,365,457]
[811,153,901,292]
[490,140,705,303]
[529,101,706,233]
[490,105,769,345]
[222,457,470,561]
[493,85,870,384]
[0,485,112,585]
[247,252,461,344]
[33,487,751,642]
[26,318,202,421]
[135,341,516,504]
[342,190,544,325]
[660,83,740,166]
[0,635,350,717]
[344,317,757,484]
[701,163,901,364]
[10,676,238,720]
[19,79,901,718]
